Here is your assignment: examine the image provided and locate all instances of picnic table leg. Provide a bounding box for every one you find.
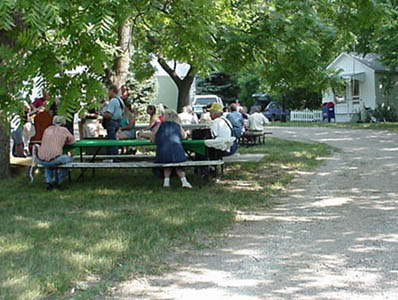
[90,146,103,177]
[76,146,102,181]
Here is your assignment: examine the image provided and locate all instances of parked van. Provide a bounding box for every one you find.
[191,95,223,116]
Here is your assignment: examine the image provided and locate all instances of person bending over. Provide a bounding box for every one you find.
[151,109,192,188]
[36,116,75,190]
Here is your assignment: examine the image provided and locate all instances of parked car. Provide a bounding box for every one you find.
[249,93,272,113]
[191,95,223,116]
[249,93,289,121]
[263,101,289,121]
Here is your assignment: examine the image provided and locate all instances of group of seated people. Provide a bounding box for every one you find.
[200,101,270,133]
[12,84,270,190]
[10,90,68,158]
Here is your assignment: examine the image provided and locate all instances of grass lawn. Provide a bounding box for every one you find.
[0,138,332,300]
[269,121,398,131]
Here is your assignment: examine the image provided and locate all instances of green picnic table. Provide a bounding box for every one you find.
[64,139,207,158]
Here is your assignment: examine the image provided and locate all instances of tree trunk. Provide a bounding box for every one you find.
[0,119,10,179]
[107,18,131,89]
[157,57,195,112]
[176,76,195,112]
[0,15,23,179]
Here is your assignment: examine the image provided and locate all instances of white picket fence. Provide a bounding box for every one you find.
[290,109,323,122]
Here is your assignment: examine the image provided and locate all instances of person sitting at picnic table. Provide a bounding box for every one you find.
[31,90,48,109]
[137,105,160,139]
[120,84,131,104]
[205,102,237,159]
[117,104,136,140]
[102,85,124,156]
[29,107,53,150]
[10,114,24,157]
[81,108,100,138]
[247,106,270,132]
[226,103,244,136]
[158,103,167,122]
[151,109,192,189]
[179,105,199,125]
[117,104,137,154]
[199,105,212,124]
[36,116,75,190]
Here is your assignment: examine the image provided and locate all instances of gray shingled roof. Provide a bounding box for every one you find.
[348,52,389,72]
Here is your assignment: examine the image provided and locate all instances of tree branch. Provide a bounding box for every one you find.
[157,56,182,86]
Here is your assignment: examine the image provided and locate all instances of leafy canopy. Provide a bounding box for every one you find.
[0,0,132,120]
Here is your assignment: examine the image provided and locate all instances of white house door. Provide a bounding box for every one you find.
[346,79,361,114]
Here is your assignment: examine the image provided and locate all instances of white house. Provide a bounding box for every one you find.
[152,61,195,110]
[323,52,398,122]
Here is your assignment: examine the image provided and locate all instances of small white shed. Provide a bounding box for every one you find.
[323,52,398,122]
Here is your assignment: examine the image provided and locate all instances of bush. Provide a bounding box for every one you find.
[373,102,398,122]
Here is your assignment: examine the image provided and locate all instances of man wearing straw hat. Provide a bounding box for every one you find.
[206,102,238,159]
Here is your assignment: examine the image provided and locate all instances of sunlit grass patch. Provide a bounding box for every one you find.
[0,138,333,299]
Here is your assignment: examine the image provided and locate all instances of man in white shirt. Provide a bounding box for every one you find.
[248,107,270,132]
[178,105,198,125]
[209,104,233,140]
[205,102,237,158]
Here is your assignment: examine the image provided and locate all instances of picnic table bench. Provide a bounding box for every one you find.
[32,139,224,182]
[239,131,272,146]
[57,160,224,170]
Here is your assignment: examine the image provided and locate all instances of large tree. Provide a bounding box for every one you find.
[216,0,351,98]
[129,0,226,111]
[0,0,133,178]
[1,0,395,180]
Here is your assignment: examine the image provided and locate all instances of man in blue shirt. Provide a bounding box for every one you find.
[226,103,244,139]
[103,85,124,155]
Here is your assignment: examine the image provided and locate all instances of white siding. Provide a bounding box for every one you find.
[328,54,376,107]
[323,53,377,121]
[153,75,178,110]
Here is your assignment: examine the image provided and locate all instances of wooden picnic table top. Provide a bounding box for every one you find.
[65,139,207,156]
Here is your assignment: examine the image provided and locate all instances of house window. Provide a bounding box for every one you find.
[351,79,360,104]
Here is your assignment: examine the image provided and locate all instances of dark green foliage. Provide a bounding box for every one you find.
[373,103,398,122]
[272,88,322,110]
[196,71,240,104]
[126,75,157,123]
[237,71,261,108]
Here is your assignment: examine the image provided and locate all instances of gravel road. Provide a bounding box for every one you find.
[108,127,398,300]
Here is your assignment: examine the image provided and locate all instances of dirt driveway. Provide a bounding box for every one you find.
[109,127,398,300]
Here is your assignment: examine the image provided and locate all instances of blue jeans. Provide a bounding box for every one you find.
[106,119,120,155]
[37,155,74,184]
